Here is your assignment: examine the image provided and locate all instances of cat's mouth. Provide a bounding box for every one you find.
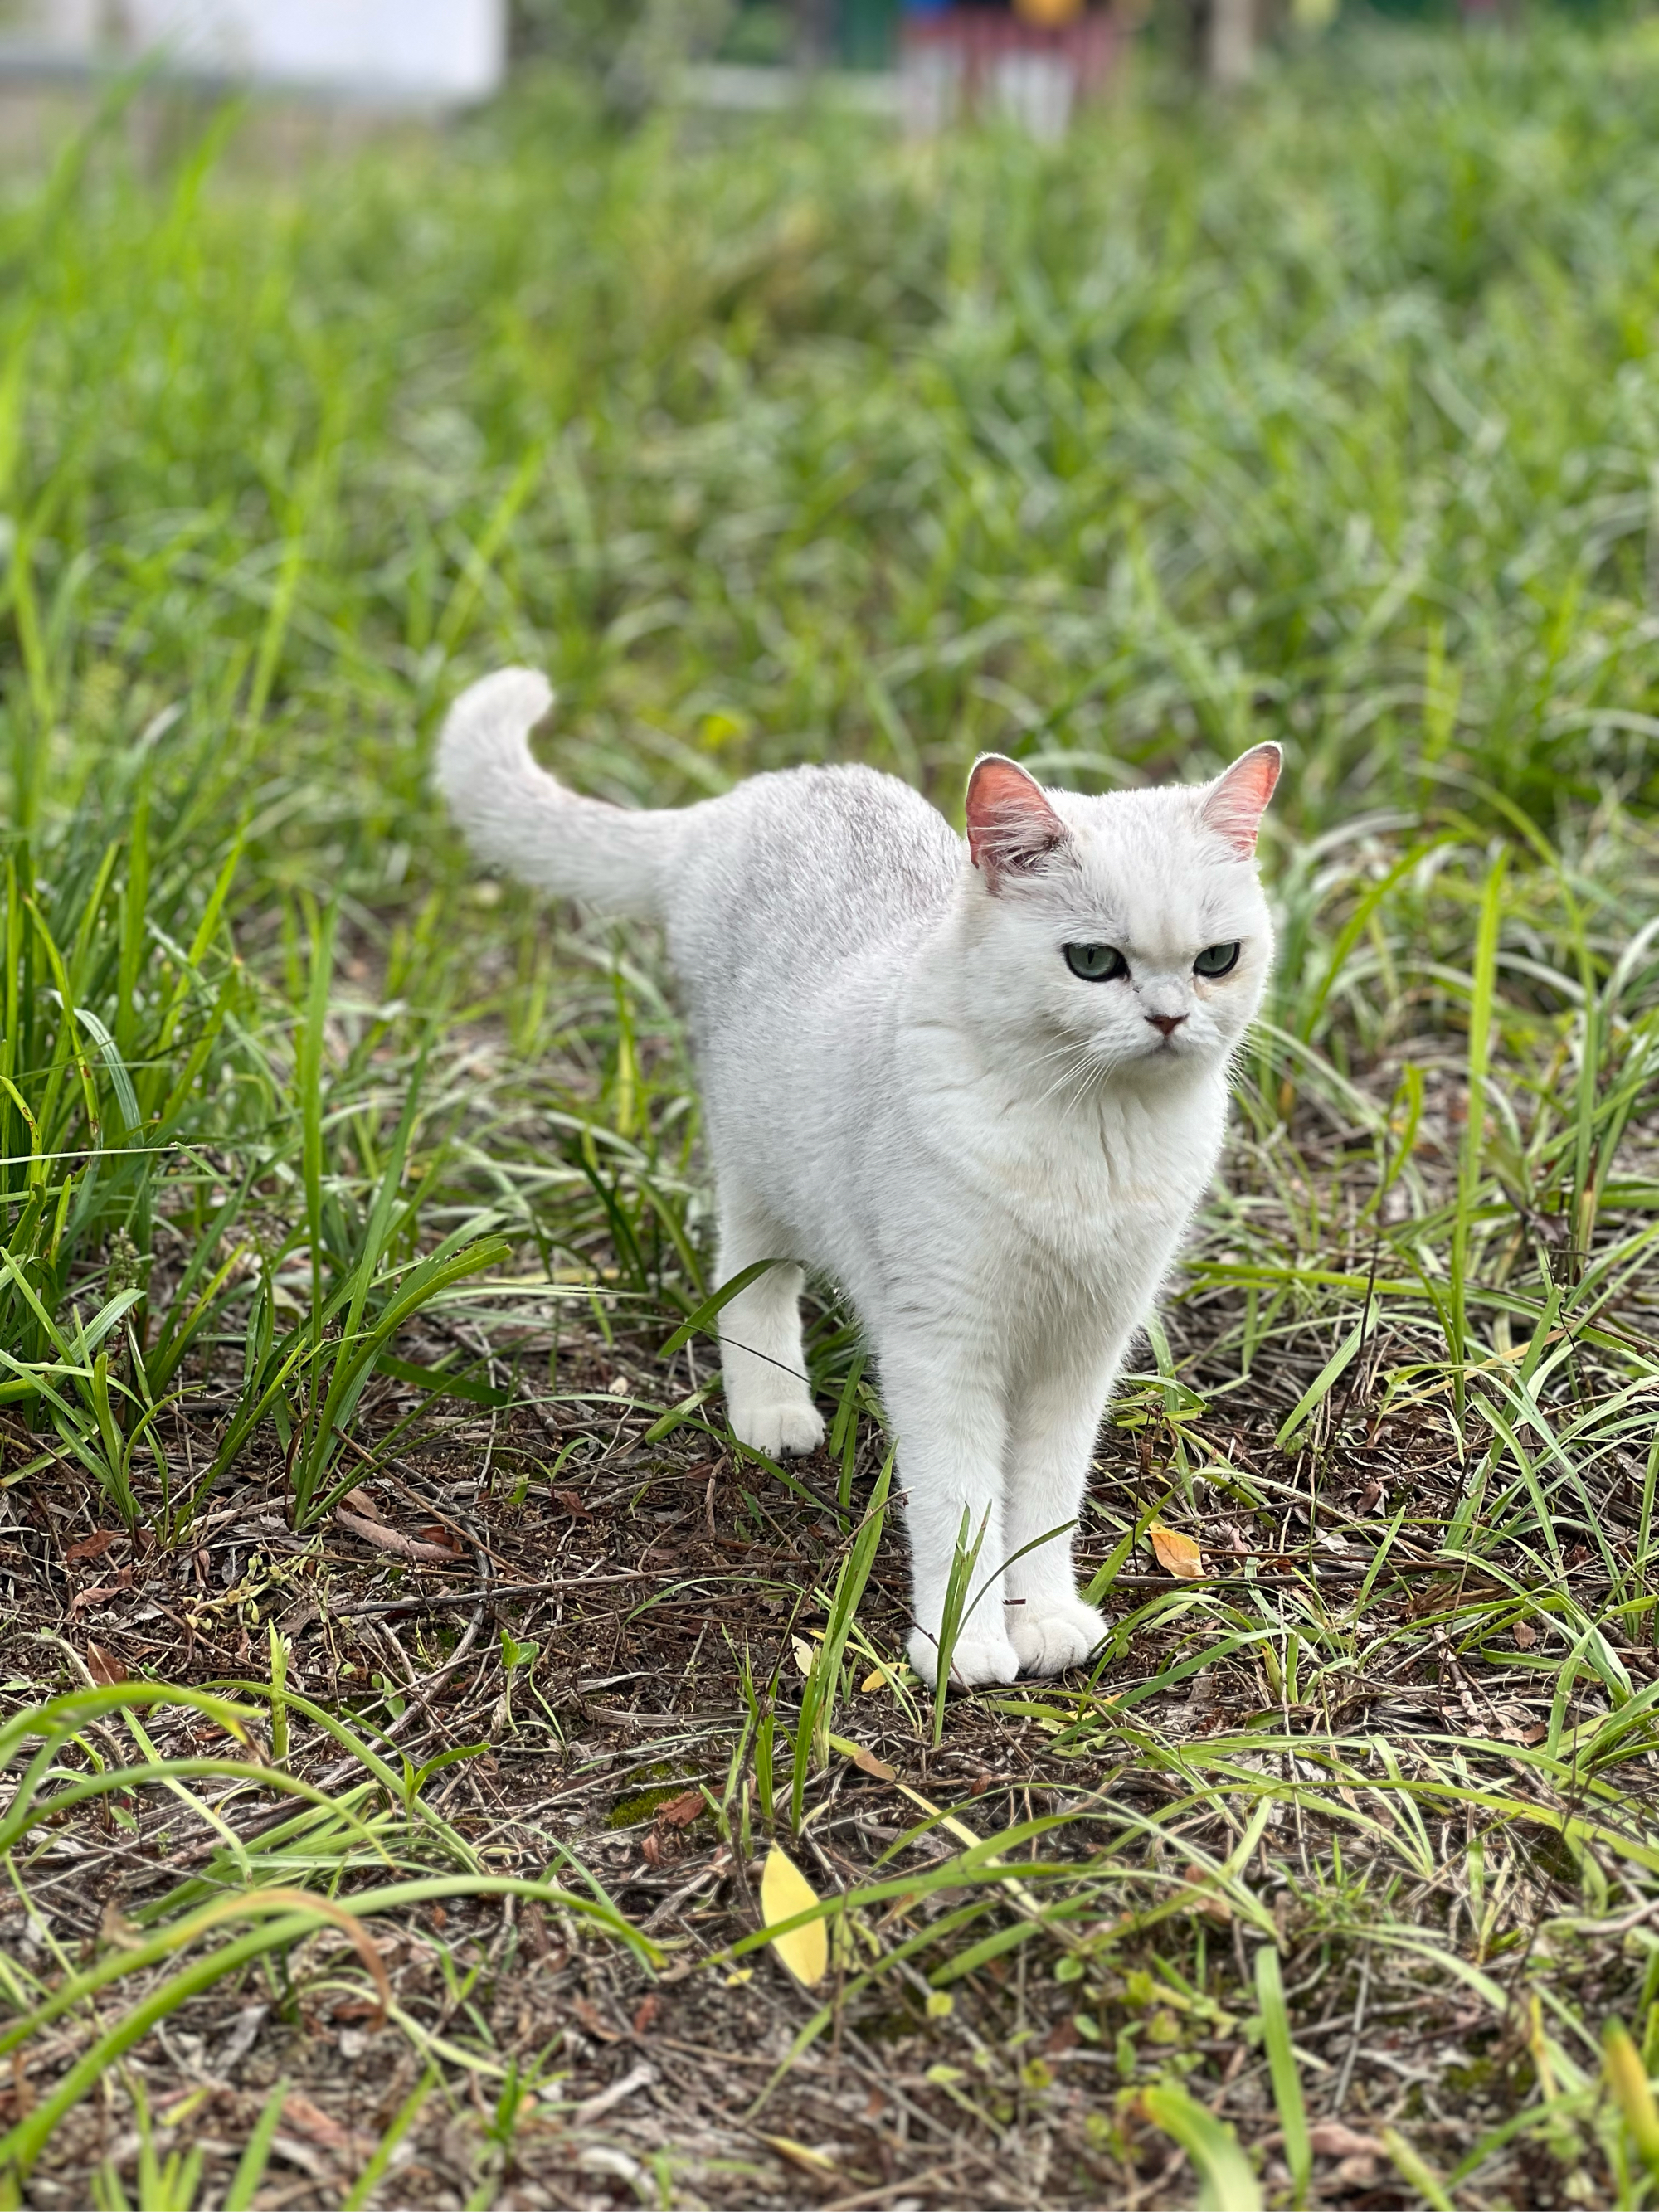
[1141,1027,1205,1065]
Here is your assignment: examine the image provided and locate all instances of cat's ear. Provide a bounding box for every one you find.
[1200,742,1282,858]
[966,756,1069,890]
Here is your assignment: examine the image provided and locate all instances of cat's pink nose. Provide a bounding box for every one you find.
[1146,1013,1187,1038]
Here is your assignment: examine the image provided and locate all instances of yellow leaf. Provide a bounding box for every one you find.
[761,1845,828,1987]
[859,1667,886,1693]
[156,2086,212,2129]
[829,1733,896,1781]
[926,1990,954,2018]
[791,1636,816,1679]
[1604,2020,1659,2165]
[1150,1523,1205,1580]
[761,2136,838,2176]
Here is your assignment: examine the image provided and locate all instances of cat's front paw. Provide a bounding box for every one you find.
[907,1624,1020,1689]
[729,1397,825,1459]
[1009,1596,1106,1678]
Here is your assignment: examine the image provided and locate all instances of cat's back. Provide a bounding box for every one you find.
[667,762,959,1009]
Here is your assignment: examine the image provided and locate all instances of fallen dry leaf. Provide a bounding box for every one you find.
[658,1790,704,1827]
[66,1530,119,1565]
[85,1644,129,1687]
[761,1845,828,1987]
[1311,2122,1384,2158]
[1513,1619,1537,1649]
[70,1575,131,1616]
[279,2091,372,2158]
[1179,1864,1233,1923]
[849,1743,896,1782]
[100,1899,141,1950]
[571,1996,621,2042]
[1149,1523,1205,1580]
[791,1635,817,1678]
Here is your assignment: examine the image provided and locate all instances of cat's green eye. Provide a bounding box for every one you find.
[1064,943,1128,983]
[1194,941,1241,978]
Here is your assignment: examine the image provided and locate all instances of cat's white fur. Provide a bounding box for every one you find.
[436,668,1279,1687]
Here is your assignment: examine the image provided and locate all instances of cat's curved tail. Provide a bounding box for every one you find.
[435,668,679,921]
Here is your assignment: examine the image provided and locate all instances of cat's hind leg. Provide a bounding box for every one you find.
[713,1188,825,1459]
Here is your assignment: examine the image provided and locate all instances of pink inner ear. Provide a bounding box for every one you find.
[966,756,1067,882]
[1201,743,1282,857]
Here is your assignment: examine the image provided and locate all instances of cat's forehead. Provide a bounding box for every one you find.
[1049,785,1263,946]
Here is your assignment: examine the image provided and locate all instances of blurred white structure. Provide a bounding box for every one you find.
[896,9,1120,143]
[0,0,506,103]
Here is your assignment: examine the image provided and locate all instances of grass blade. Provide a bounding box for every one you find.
[1256,1944,1311,2206]
[222,2076,289,2212]
[1451,849,1507,1413]
[1380,2126,1455,2211]
[1140,2083,1262,2212]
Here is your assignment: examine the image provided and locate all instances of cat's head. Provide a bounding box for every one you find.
[957,744,1280,1087]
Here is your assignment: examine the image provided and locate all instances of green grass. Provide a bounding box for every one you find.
[3,22,1659,2204]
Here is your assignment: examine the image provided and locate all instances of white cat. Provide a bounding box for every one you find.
[437,669,1279,1687]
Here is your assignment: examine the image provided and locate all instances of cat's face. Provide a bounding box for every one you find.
[959,746,1279,1091]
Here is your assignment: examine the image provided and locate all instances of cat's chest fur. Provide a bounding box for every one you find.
[889,1032,1223,1321]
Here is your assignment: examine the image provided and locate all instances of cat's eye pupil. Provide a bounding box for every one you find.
[1064,943,1127,983]
[1194,941,1241,978]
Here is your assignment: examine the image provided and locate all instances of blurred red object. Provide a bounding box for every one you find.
[900,4,1121,135]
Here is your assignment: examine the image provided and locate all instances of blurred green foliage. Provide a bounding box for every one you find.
[19,23,1650,834]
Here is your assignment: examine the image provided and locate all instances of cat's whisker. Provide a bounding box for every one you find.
[1027,1043,1092,1102]
[1027,1033,1096,1067]
[1035,1048,1112,1113]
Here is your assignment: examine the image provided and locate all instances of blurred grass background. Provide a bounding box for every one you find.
[21,21,1659,848]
